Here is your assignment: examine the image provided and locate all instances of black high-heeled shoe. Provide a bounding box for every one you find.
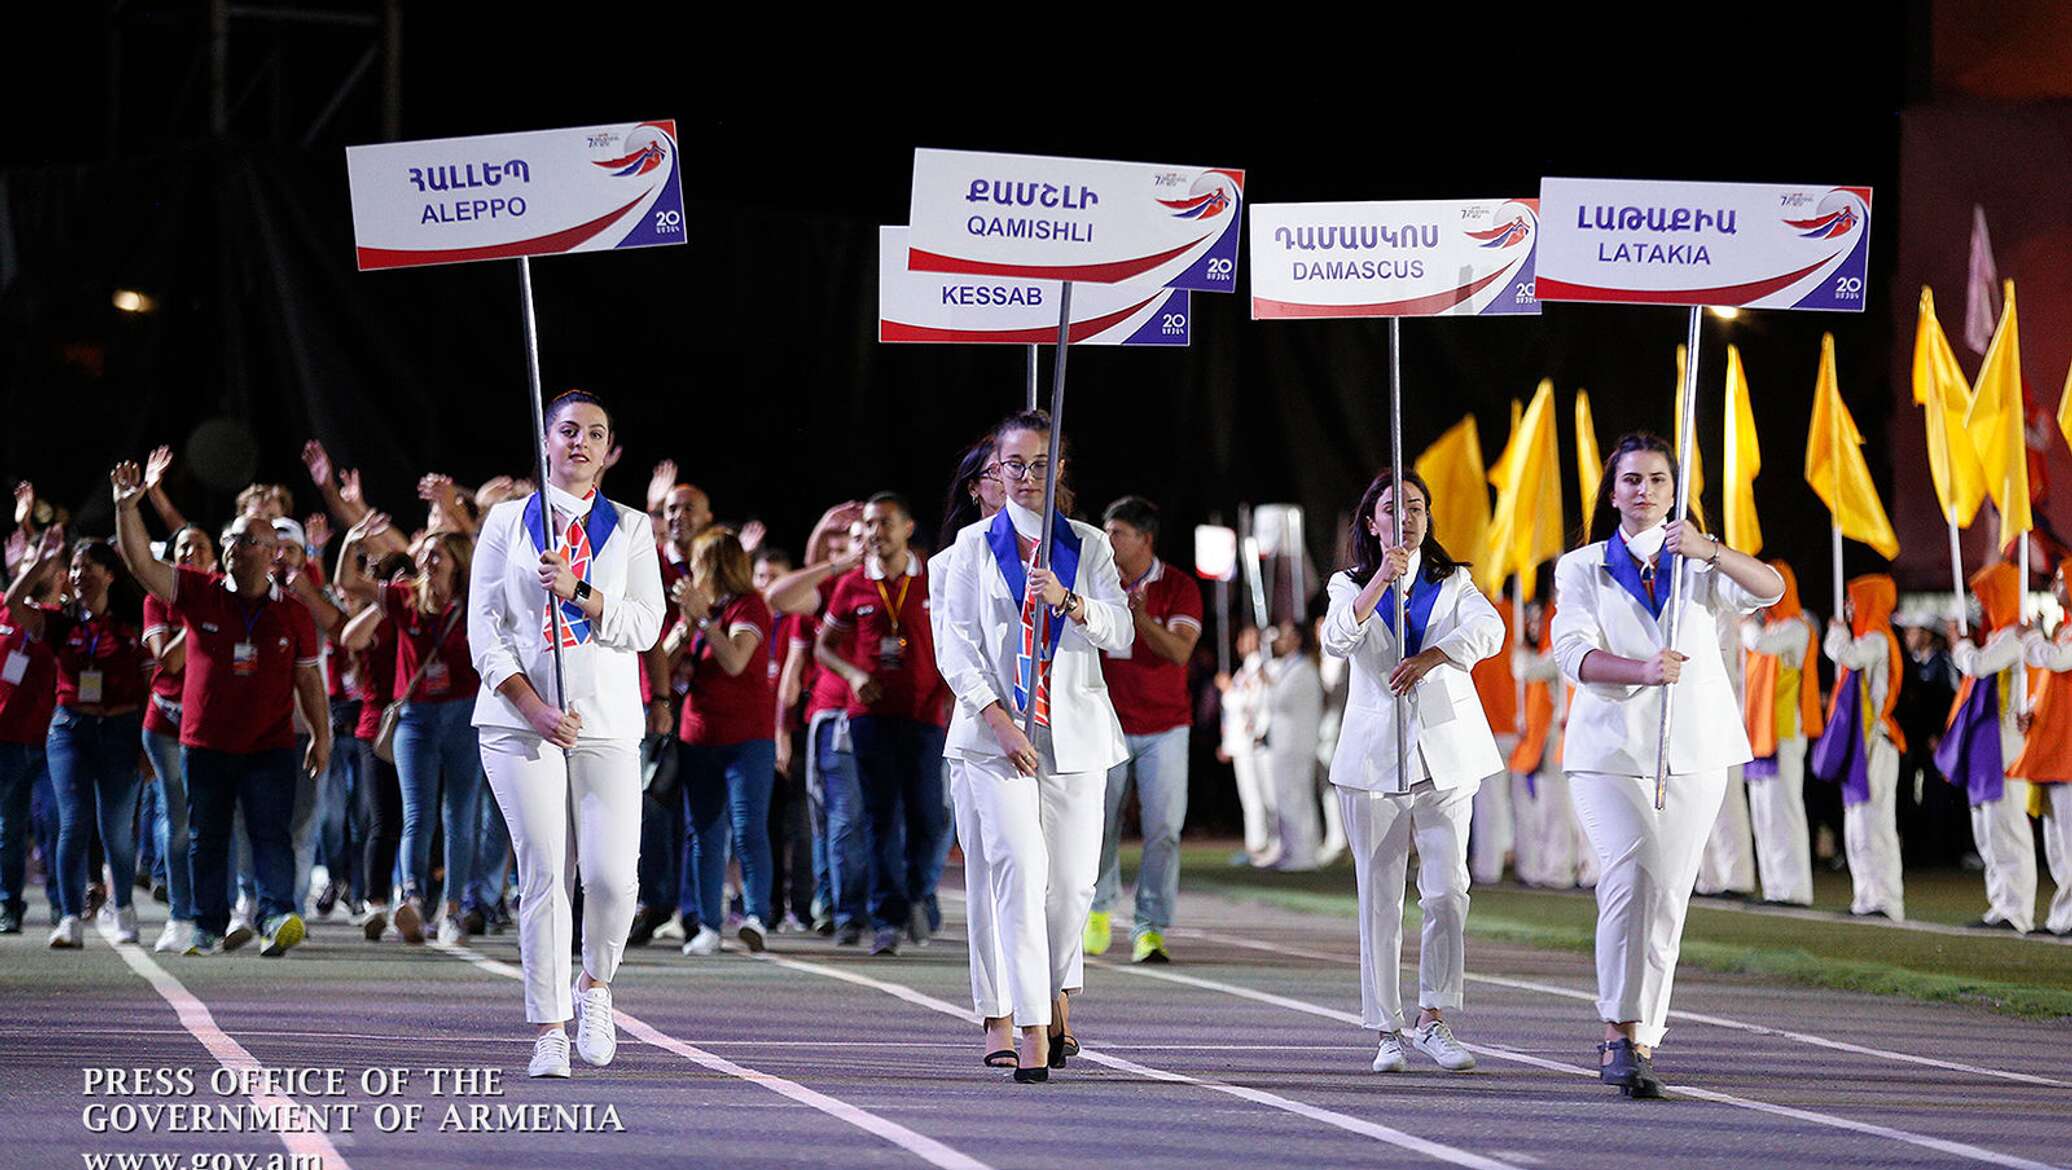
[1047,1030,1077,1068]
[1012,1064,1049,1084]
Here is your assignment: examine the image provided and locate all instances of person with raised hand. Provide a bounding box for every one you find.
[468,390,663,1079]
[110,460,329,959]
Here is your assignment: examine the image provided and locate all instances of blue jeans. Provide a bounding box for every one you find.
[136,775,162,887]
[680,739,775,927]
[47,708,145,918]
[30,760,59,919]
[0,742,43,918]
[812,718,868,929]
[184,746,298,935]
[1094,725,1191,937]
[468,781,510,909]
[393,698,482,908]
[318,699,363,898]
[849,715,950,933]
[141,727,197,922]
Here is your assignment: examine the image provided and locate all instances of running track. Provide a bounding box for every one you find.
[4,874,2067,1170]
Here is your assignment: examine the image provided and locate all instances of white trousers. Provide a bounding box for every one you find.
[1338,781,1473,1032]
[1694,766,1757,896]
[1231,744,1278,859]
[479,730,642,1025]
[949,759,1010,1019]
[1269,743,1322,870]
[1514,770,1589,889]
[1568,768,1726,1050]
[1972,778,2036,933]
[1842,738,1905,919]
[963,746,1105,1028]
[1468,748,1515,884]
[2042,784,2072,935]
[1746,739,1813,905]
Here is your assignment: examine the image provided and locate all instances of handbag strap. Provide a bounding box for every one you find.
[395,604,464,704]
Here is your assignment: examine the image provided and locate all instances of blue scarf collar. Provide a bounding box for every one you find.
[1377,567,1443,656]
[521,490,618,645]
[987,506,1082,663]
[1603,527,1677,621]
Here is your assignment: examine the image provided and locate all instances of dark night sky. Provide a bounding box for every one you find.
[3,9,1935,611]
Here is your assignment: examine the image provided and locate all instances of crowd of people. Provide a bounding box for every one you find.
[1,396,2067,1095]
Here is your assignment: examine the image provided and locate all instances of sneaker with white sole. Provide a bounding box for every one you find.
[528,1030,572,1079]
[737,917,766,954]
[222,916,256,952]
[652,916,688,943]
[48,915,84,949]
[112,904,140,944]
[436,915,463,945]
[681,925,722,956]
[153,919,191,954]
[571,977,616,1067]
[183,930,224,956]
[1371,1032,1408,1073]
[1411,1019,1477,1071]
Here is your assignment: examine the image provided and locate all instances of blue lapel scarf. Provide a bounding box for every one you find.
[1603,527,1676,622]
[987,505,1083,661]
[522,490,619,645]
[1377,568,1442,656]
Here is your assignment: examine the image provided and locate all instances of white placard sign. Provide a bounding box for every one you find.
[907,148,1244,292]
[1248,198,1540,319]
[1535,177,1872,311]
[877,227,1188,346]
[346,120,687,270]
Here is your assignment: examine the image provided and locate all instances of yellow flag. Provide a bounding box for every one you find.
[1913,287,1987,527]
[1672,345,1710,531]
[1478,379,1565,600]
[1412,414,1490,570]
[1722,344,1762,555]
[1963,279,2032,547]
[1483,398,1524,565]
[1575,390,1604,538]
[1804,333,1900,559]
[2059,355,2072,456]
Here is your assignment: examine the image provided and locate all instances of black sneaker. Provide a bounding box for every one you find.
[869,927,900,957]
[627,904,661,947]
[462,907,487,936]
[0,908,20,934]
[314,881,340,918]
[835,923,863,947]
[150,882,169,905]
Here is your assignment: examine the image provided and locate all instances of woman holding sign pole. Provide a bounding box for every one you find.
[1552,433,1782,1099]
[1322,469,1499,1077]
[935,410,1132,1083]
[469,390,664,1080]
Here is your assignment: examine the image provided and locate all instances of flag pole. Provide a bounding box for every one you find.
[1947,515,1967,639]
[1654,305,1704,810]
[1512,577,1526,737]
[2016,482,2032,716]
[1829,366,1846,624]
[1025,282,1073,738]
[517,256,565,711]
[1387,316,1409,792]
[1025,343,1039,412]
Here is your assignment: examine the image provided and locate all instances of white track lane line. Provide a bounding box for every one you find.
[94,917,353,1170]
[1166,925,2069,1089]
[428,941,990,1170]
[753,952,1528,1170]
[1109,961,2064,1170]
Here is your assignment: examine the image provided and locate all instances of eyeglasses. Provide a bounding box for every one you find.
[997,458,1051,482]
[976,462,1003,482]
[224,533,269,548]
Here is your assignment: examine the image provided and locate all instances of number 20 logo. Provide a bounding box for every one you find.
[1205,257,1234,280]
[1833,275,1862,295]
[653,209,682,233]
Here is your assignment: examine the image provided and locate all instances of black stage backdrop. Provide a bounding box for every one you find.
[2,19,1923,610]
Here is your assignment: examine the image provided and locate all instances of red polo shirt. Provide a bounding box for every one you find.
[168,567,320,754]
[382,582,477,704]
[141,593,186,736]
[42,605,150,711]
[0,604,57,745]
[678,593,774,746]
[352,620,398,741]
[822,553,944,726]
[1100,559,1203,736]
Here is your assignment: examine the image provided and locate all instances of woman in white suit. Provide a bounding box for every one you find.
[936,409,1132,1084]
[1551,433,1782,1099]
[470,390,665,1080]
[1323,469,1501,1076]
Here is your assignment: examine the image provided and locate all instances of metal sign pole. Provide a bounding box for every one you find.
[1387,317,1410,790]
[1024,282,1073,738]
[1653,305,1703,809]
[517,256,566,711]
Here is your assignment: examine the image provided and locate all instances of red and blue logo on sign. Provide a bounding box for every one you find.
[1465,215,1531,249]
[1784,200,1858,240]
[593,137,667,177]
[1159,189,1230,220]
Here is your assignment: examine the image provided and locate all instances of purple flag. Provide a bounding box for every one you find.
[1933,675,2006,807]
[1809,671,1872,807]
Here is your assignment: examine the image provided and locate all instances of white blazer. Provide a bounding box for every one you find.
[1552,541,1780,776]
[468,493,665,742]
[934,501,1132,775]
[1322,562,1504,793]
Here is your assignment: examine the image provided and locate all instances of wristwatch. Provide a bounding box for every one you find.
[574,579,593,602]
[1063,590,1082,616]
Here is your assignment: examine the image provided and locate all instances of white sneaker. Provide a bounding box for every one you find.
[437,916,463,945]
[48,915,84,949]
[112,905,140,945]
[528,1030,572,1079]
[223,913,256,952]
[154,919,192,954]
[1411,1019,1477,1071]
[572,976,617,1067]
[681,925,722,956]
[737,917,766,954]
[1371,1032,1407,1073]
[652,916,688,943]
